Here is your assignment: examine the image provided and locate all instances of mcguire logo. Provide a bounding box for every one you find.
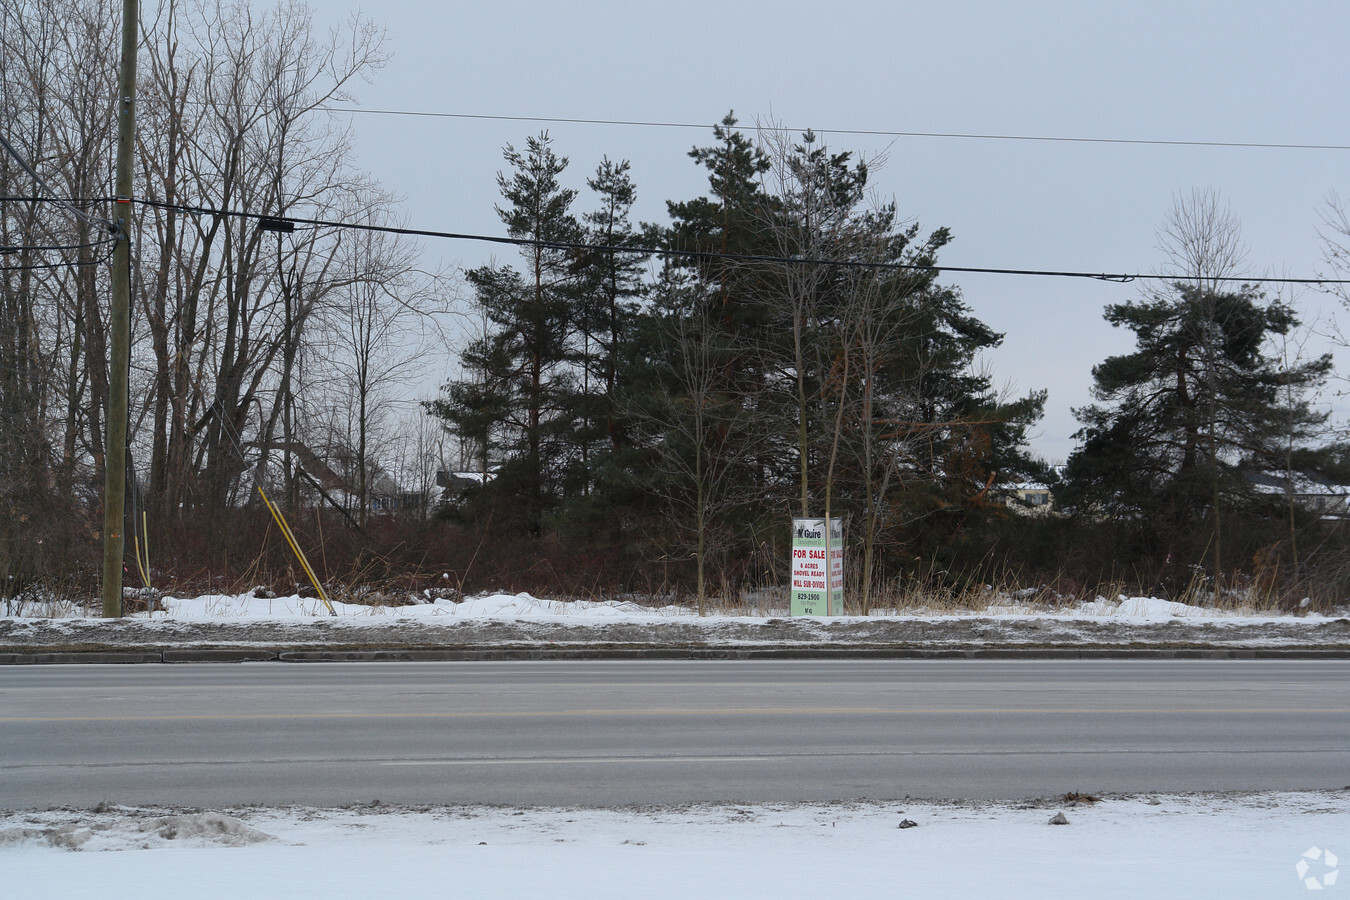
[1296,846,1339,891]
[792,518,842,540]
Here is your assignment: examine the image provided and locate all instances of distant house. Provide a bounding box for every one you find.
[368,473,429,513]
[435,469,495,506]
[259,440,349,494]
[257,440,434,516]
[1002,463,1062,514]
[1007,481,1053,513]
[1244,471,1350,518]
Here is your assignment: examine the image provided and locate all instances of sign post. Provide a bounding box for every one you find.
[791,517,843,616]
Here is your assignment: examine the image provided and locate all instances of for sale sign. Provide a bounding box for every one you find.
[790,517,843,616]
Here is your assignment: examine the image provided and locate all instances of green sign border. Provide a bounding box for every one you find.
[790,517,843,616]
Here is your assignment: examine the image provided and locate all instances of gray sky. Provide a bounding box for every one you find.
[324,0,1350,460]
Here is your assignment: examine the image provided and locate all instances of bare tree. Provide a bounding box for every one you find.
[319,210,426,526]
[647,275,763,613]
[1154,188,1250,601]
[387,406,453,522]
[755,125,843,518]
[1315,189,1350,382]
[0,0,116,589]
[1156,187,1249,291]
[134,0,388,516]
[753,125,976,613]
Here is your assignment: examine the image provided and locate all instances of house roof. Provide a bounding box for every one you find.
[1244,470,1350,497]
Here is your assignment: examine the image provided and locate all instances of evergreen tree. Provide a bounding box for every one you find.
[644,114,778,576]
[1059,284,1332,572]
[429,133,582,534]
[852,241,1047,569]
[574,157,647,458]
[559,158,654,531]
[646,118,1047,594]
[753,127,1046,575]
[663,112,775,344]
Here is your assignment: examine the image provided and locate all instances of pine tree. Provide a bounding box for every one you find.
[429,133,582,534]
[642,114,778,586]
[756,127,1045,577]
[645,118,1047,597]
[663,112,775,344]
[1059,284,1332,572]
[555,158,655,533]
[575,157,647,458]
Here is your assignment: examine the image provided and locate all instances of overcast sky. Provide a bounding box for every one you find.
[321,0,1350,461]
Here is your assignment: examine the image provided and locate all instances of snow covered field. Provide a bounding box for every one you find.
[4,793,1346,898]
[3,591,1347,655]
[8,589,1337,623]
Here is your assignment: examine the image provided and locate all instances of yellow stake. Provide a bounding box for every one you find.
[131,511,152,591]
[132,536,149,589]
[135,511,151,589]
[257,485,335,615]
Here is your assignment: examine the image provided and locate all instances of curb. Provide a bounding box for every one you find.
[0,651,165,665]
[1,647,1349,664]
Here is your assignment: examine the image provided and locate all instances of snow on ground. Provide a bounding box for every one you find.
[5,589,1340,624]
[158,591,695,622]
[3,793,1347,898]
[3,590,1348,653]
[165,590,1331,623]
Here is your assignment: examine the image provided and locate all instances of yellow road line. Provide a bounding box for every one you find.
[3,707,1348,723]
[381,756,785,767]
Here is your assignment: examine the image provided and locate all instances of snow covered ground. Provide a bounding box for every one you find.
[10,588,1338,623]
[4,793,1347,898]
[2,590,1347,654]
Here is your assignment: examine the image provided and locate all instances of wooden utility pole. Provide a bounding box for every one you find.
[102,0,138,618]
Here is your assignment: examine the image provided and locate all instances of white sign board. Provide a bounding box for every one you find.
[791,517,843,616]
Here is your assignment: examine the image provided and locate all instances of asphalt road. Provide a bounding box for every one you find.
[2,660,1347,808]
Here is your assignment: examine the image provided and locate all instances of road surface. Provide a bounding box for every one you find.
[2,659,1346,808]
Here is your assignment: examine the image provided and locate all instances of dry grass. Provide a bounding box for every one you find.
[4,553,1343,619]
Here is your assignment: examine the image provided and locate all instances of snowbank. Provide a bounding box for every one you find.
[3,794,1345,898]
[4,589,1330,624]
[1,812,271,852]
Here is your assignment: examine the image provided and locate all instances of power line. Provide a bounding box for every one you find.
[0,250,114,272]
[0,195,110,203]
[316,106,1350,153]
[0,135,111,229]
[0,237,118,255]
[0,193,118,269]
[133,197,1350,286]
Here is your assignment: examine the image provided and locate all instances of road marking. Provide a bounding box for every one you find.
[4,746,1348,776]
[380,755,790,767]
[3,707,1349,723]
[0,708,887,722]
[378,746,1350,767]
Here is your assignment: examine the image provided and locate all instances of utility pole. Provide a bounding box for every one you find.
[102,0,138,618]
[258,217,297,510]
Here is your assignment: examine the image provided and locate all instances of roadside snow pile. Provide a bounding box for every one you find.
[1,589,1330,623]
[2,794,1347,898]
[150,592,691,622]
[1056,595,1236,620]
[0,811,273,851]
[427,593,688,619]
[156,591,1336,623]
[982,595,1301,620]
